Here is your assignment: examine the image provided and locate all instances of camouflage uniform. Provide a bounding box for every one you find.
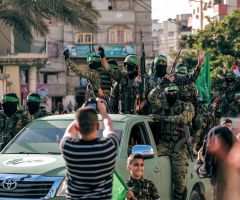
[174,65,202,148]
[216,73,240,117]
[106,55,149,114]
[0,93,29,146]
[127,177,160,200]
[107,68,140,114]
[148,85,194,200]
[65,56,112,99]
[28,107,51,121]
[227,93,240,117]
[27,93,51,121]
[146,57,201,115]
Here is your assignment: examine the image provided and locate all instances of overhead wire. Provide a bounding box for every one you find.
[189,0,240,8]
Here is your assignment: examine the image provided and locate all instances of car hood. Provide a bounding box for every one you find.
[0,154,66,177]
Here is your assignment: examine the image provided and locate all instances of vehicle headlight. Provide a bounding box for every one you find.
[56,178,67,196]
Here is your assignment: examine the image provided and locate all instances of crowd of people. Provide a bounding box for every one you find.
[0,45,240,199]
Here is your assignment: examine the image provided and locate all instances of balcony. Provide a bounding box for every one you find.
[214,4,228,15]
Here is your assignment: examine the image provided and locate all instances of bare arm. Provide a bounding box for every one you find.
[97,98,114,136]
[60,120,79,148]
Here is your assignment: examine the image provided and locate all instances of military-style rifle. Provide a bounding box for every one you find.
[174,125,194,162]
[134,31,146,114]
[170,47,182,74]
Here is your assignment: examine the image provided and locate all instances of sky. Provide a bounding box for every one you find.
[151,0,192,22]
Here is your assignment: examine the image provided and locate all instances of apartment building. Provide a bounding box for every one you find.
[189,0,240,32]
[152,14,191,62]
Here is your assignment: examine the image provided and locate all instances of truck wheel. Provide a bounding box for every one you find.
[189,190,203,200]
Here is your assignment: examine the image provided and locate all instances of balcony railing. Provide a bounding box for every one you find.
[214,4,228,15]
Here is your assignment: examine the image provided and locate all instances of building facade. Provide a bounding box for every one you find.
[0,0,152,112]
[189,0,240,32]
[152,14,191,63]
[41,0,153,111]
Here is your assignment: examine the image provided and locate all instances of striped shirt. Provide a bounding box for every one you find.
[61,133,119,200]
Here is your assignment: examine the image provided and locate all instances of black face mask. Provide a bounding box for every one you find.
[165,92,178,107]
[226,78,234,83]
[27,102,40,115]
[2,102,18,117]
[155,64,167,77]
[89,62,101,70]
[127,71,138,80]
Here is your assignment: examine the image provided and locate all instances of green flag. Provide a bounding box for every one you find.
[196,51,211,104]
[112,172,128,200]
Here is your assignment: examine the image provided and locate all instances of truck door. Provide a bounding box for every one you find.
[128,123,162,193]
[147,121,172,200]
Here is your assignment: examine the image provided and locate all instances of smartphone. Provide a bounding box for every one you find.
[85,98,98,111]
[87,102,97,110]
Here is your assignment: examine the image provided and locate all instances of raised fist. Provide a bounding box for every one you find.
[63,49,70,61]
[98,46,105,58]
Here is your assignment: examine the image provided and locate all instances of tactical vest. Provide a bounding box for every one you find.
[119,76,138,114]
[179,83,197,102]
[160,101,187,142]
[97,68,112,92]
[0,109,27,144]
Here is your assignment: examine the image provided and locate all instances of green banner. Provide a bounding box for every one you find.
[196,51,211,104]
[112,172,128,200]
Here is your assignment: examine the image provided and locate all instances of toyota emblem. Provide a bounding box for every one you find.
[2,179,17,190]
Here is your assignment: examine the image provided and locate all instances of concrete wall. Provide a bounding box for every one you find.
[0,26,11,55]
[5,66,21,98]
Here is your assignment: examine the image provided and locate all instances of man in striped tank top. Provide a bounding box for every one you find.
[61,98,119,199]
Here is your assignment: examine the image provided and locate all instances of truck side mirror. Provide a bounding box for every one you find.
[132,145,155,159]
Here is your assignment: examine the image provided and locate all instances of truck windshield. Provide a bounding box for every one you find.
[2,120,123,154]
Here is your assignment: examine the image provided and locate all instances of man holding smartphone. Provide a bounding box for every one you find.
[61,98,119,200]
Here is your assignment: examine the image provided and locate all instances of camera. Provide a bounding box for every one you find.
[85,98,98,111]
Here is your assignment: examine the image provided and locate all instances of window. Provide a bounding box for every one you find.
[108,0,113,10]
[77,35,84,43]
[125,30,132,43]
[21,70,28,83]
[44,73,58,84]
[148,122,162,146]
[197,7,199,13]
[117,30,124,43]
[0,65,3,74]
[168,31,174,37]
[213,0,222,4]
[109,30,116,43]
[76,33,93,44]
[108,26,133,43]
[128,123,150,155]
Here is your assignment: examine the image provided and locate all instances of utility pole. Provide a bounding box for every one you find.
[200,0,203,30]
